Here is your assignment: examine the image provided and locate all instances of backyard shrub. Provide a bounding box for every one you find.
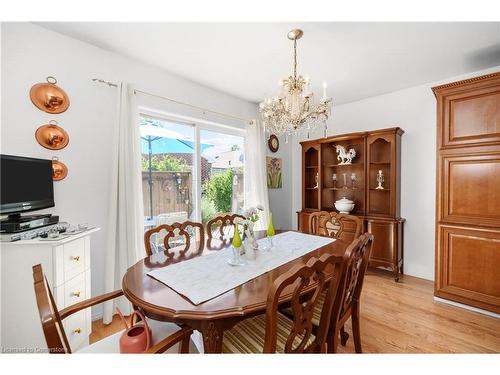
[203,169,234,213]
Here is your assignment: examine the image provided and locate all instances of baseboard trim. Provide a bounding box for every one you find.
[91,310,103,321]
[433,296,500,319]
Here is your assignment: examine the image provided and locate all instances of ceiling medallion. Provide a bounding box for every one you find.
[259,29,332,142]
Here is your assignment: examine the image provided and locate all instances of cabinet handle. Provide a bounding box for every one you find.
[71,255,80,261]
[74,328,82,334]
[72,291,81,298]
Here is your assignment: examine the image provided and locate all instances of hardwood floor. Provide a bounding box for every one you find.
[90,270,500,353]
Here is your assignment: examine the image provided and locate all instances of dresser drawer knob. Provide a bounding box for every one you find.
[71,255,81,261]
[72,291,81,298]
[74,328,82,334]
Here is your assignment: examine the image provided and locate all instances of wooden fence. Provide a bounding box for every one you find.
[142,171,193,217]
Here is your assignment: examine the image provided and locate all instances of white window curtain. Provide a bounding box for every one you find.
[103,82,145,324]
[244,119,270,230]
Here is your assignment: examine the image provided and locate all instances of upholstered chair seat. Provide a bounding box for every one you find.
[222,313,314,354]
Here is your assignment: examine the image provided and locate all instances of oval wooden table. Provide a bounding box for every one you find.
[122,230,349,353]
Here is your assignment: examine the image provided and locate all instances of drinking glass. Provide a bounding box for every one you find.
[228,246,246,266]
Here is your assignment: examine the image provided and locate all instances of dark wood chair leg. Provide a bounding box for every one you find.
[352,303,362,353]
[327,326,340,353]
[179,335,191,353]
[340,325,349,346]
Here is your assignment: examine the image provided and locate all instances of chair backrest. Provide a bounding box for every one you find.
[206,213,245,240]
[263,252,345,353]
[309,211,362,243]
[337,233,373,321]
[144,221,204,258]
[32,264,71,354]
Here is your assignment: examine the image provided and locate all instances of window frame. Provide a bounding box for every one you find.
[139,106,247,223]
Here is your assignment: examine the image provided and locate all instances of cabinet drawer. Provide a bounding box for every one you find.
[63,272,87,308]
[64,310,88,351]
[63,238,86,281]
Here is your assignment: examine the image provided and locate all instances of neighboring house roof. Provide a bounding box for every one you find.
[212,150,244,169]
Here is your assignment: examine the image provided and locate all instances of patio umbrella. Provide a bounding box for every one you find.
[140,124,212,219]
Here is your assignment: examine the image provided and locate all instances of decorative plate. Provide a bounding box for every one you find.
[29,76,70,114]
[35,120,69,150]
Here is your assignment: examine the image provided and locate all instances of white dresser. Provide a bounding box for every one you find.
[0,228,99,352]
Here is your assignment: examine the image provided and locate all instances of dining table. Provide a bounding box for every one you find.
[122,229,350,353]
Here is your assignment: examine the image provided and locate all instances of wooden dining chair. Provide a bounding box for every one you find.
[327,233,373,353]
[144,221,204,257]
[221,252,346,353]
[309,211,362,243]
[281,234,372,353]
[325,233,373,353]
[206,213,245,240]
[32,264,193,353]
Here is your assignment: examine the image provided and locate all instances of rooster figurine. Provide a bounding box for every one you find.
[335,145,356,165]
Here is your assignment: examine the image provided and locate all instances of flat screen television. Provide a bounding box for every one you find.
[1,154,55,217]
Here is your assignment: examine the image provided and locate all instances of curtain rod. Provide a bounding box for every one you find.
[133,89,254,125]
[91,78,254,125]
[92,78,119,87]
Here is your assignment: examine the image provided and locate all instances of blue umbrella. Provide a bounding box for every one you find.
[140,124,212,218]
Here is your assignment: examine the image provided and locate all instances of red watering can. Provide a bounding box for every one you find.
[116,308,152,353]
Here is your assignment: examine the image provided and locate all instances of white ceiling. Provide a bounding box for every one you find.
[38,22,500,105]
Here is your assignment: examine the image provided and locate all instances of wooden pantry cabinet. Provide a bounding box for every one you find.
[433,72,500,313]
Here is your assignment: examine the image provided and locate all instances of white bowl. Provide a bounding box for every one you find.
[335,198,355,214]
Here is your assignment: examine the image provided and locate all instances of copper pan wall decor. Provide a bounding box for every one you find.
[35,120,69,150]
[30,76,70,114]
[52,157,68,181]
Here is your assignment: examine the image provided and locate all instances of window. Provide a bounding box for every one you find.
[139,113,245,237]
[200,129,245,223]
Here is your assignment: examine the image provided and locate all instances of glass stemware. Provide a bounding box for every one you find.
[228,223,246,266]
[266,212,276,251]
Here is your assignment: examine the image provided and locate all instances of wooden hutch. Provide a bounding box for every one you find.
[298,127,405,280]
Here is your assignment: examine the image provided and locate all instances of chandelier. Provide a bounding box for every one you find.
[259,29,332,141]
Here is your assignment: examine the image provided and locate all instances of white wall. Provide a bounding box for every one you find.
[267,138,293,230]
[0,22,263,318]
[291,65,500,281]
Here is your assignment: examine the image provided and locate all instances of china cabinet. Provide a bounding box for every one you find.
[298,127,404,280]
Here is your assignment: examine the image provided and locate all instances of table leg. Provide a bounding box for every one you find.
[200,321,223,353]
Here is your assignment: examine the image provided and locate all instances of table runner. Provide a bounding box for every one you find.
[147,231,334,305]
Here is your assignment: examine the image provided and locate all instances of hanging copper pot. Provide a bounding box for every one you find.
[30,76,70,114]
[35,120,69,150]
[52,157,68,181]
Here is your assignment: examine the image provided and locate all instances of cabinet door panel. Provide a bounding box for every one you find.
[367,220,394,264]
[437,225,500,311]
[442,85,500,148]
[442,152,500,227]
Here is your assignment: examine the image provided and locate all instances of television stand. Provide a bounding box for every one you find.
[0,214,59,233]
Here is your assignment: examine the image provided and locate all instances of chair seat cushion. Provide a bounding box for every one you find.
[77,318,197,354]
[282,291,325,327]
[222,312,314,354]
